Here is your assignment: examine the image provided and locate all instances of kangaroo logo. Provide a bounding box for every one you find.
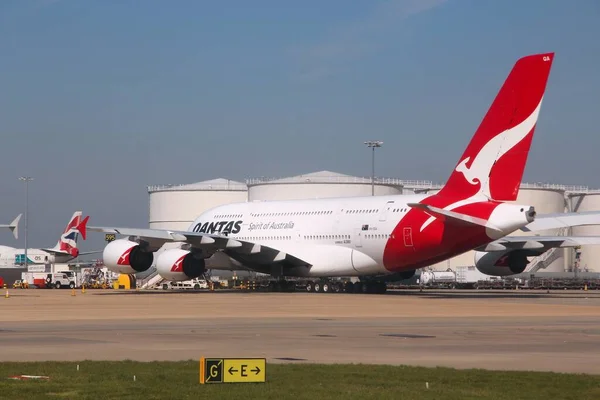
[454,97,544,198]
[117,247,133,265]
[419,97,544,232]
[171,254,186,272]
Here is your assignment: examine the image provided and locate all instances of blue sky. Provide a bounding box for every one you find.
[1,0,599,250]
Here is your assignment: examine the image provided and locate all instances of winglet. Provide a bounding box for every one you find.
[76,216,89,241]
[9,214,21,240]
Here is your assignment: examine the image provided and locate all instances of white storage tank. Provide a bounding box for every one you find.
[569,192,600,272]
[400,183,442,196]
[148,178,248,230]
[247,171,403,201]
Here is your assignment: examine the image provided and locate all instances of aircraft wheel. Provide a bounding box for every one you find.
[322,282,330,293]
[314,282,321,293]
[306,282,314,292]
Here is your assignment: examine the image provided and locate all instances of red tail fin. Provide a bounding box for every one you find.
[77,216,89,241]
[438,53,554,202]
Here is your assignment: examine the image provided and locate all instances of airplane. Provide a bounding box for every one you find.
[90,52,600,293]
[0,211,93,268]
[0,214,22,239]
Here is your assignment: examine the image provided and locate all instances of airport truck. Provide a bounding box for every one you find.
[162,278,209,290]
[419,270,458,289]
[45,272,77,289]
[419,266,493,289]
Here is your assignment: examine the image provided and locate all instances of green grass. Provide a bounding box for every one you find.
[0,361,598,400]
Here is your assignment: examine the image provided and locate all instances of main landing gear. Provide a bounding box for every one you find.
[305,280,387,294]
[260,279,388,294]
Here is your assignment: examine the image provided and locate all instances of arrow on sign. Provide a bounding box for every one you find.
[228,367,238,375]
[251,366,261,375]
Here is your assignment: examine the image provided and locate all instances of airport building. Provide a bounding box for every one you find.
[148,172,600,273]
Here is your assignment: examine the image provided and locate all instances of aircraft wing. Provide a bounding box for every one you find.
[88,226,311,268]
[521,211,600,232]
[40,248,104,256]
[0,214,21,239]
[476,235,600,252]
[76,250,104,256]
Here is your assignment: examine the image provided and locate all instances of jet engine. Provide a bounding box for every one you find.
[474,249,533,276]
[103,239,154,274]
[156,249,206,281]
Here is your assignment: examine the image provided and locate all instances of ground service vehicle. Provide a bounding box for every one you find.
[45,272,77,289]
[162,278,209,290]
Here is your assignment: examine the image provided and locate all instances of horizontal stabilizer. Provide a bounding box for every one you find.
[9,214,21,240]
[522,211,600,232]
[0,214,22,239]
[77,250,104,256]
[41,248,69,255]
[407,203,502,234]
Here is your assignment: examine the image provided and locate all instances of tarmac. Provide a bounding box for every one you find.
[1,288,600,374]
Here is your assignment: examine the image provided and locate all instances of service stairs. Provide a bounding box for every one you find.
[526,227,569,274]
[527,247,562,274]
[139,270,165,289]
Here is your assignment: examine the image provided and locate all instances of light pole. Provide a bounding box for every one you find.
[364,141,383,196]
[19,176,33,269]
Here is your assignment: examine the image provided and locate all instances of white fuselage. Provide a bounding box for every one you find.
[189,194,427,276]
[0,246,73,268]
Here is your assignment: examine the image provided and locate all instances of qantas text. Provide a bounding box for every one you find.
[192,220,242,235]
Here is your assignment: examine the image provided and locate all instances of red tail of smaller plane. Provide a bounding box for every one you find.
[437,53,554,202]
[42,211,89,257]
[77,216,89,241]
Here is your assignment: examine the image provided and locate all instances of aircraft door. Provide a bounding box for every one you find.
[379,201,395,222]
[403,227,413,247]
[353,228,363,248]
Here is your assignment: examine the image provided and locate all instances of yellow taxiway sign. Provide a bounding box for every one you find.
[200,357,266,384]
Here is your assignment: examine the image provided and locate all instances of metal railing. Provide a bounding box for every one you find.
[138,270,166,289]
[148,177,599,193]
[526,226,570,273]
[527,247,562,274]
[245,176,437,187]
[148,182,248,192]
[519,182,590,192]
